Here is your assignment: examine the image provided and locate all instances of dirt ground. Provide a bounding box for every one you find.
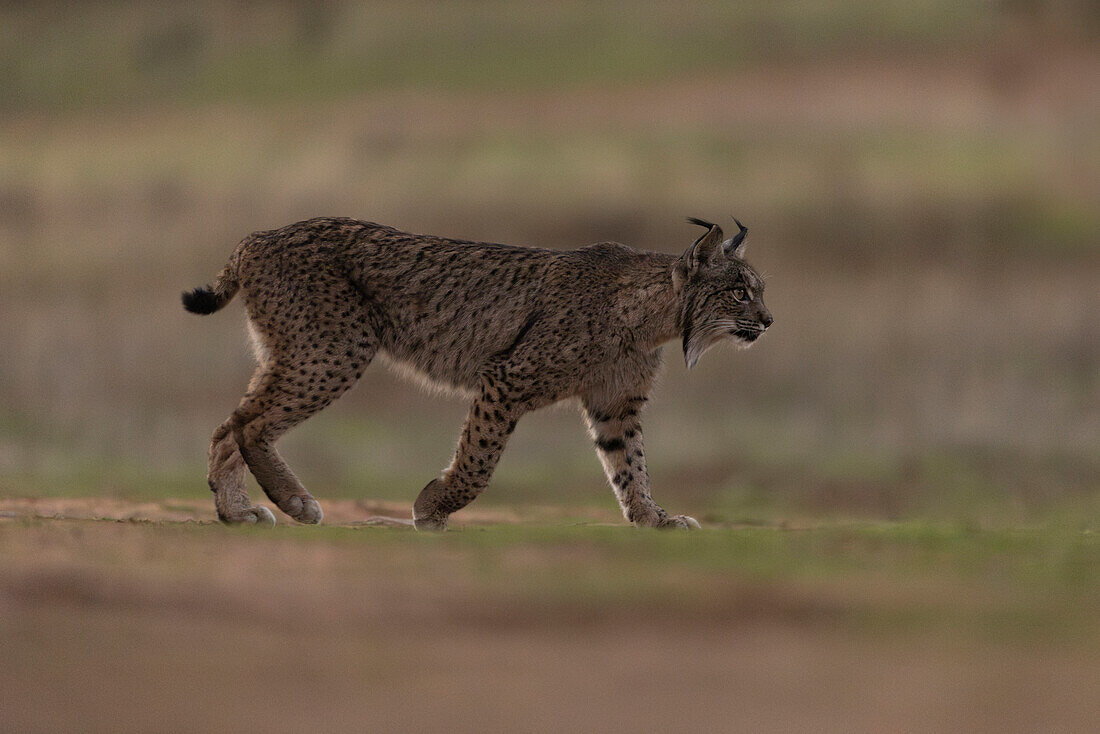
[0,496,593,526]
[1,499,1097,733]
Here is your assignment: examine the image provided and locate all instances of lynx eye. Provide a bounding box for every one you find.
[732,288,747,302]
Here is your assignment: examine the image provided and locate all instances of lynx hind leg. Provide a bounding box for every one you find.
[231,338,374,523]
[218,261,380,525]
[207,417,276,526]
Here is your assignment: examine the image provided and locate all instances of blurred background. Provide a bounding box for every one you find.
[0,0,1097,524]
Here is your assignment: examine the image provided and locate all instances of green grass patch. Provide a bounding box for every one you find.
[275,520,1100,641]
[1,0,1001,113]
[9,515,1094,644]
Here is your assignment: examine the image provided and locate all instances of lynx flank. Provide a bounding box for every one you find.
[183,217,772,530]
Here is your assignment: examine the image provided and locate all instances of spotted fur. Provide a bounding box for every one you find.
[184,216,771,529]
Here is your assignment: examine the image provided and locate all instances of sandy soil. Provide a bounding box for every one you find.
[0,495,617,526]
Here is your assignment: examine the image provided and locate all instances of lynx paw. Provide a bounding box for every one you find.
[281,495,324,524]
[412,477,450,531]
[221,505,277,527]
[413,513,448,532]
[631,507,700,529]
[659,514,701,529]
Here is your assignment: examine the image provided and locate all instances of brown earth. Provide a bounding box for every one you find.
[1,502,1097,733]
[0,496,614,526]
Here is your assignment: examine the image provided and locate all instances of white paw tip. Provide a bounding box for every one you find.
[252,506,277,527]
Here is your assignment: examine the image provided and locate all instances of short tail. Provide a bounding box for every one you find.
[182,260,240,315]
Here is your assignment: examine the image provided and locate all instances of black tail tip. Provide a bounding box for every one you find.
[182,286,219,314]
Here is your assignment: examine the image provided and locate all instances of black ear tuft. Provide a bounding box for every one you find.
[686,216,719,231]
[721,216,748,258]
[728,217,747,246]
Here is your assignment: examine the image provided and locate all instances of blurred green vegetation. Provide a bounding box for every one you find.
[0,1,1096,524]
[0,1,1017,111]
[6,516,1098,644]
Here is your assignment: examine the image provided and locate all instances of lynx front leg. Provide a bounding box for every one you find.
[413,378,524,531]
[583,397,700,529]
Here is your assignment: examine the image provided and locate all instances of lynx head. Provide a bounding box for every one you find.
[673,217,773,369]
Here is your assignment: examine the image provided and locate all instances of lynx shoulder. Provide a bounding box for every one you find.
[184,216,772,529]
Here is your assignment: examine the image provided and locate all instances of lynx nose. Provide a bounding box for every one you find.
[760,312,774,329]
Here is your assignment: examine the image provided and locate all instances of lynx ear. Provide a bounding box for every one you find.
[720,218,748,259]
[682,217,725,274]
